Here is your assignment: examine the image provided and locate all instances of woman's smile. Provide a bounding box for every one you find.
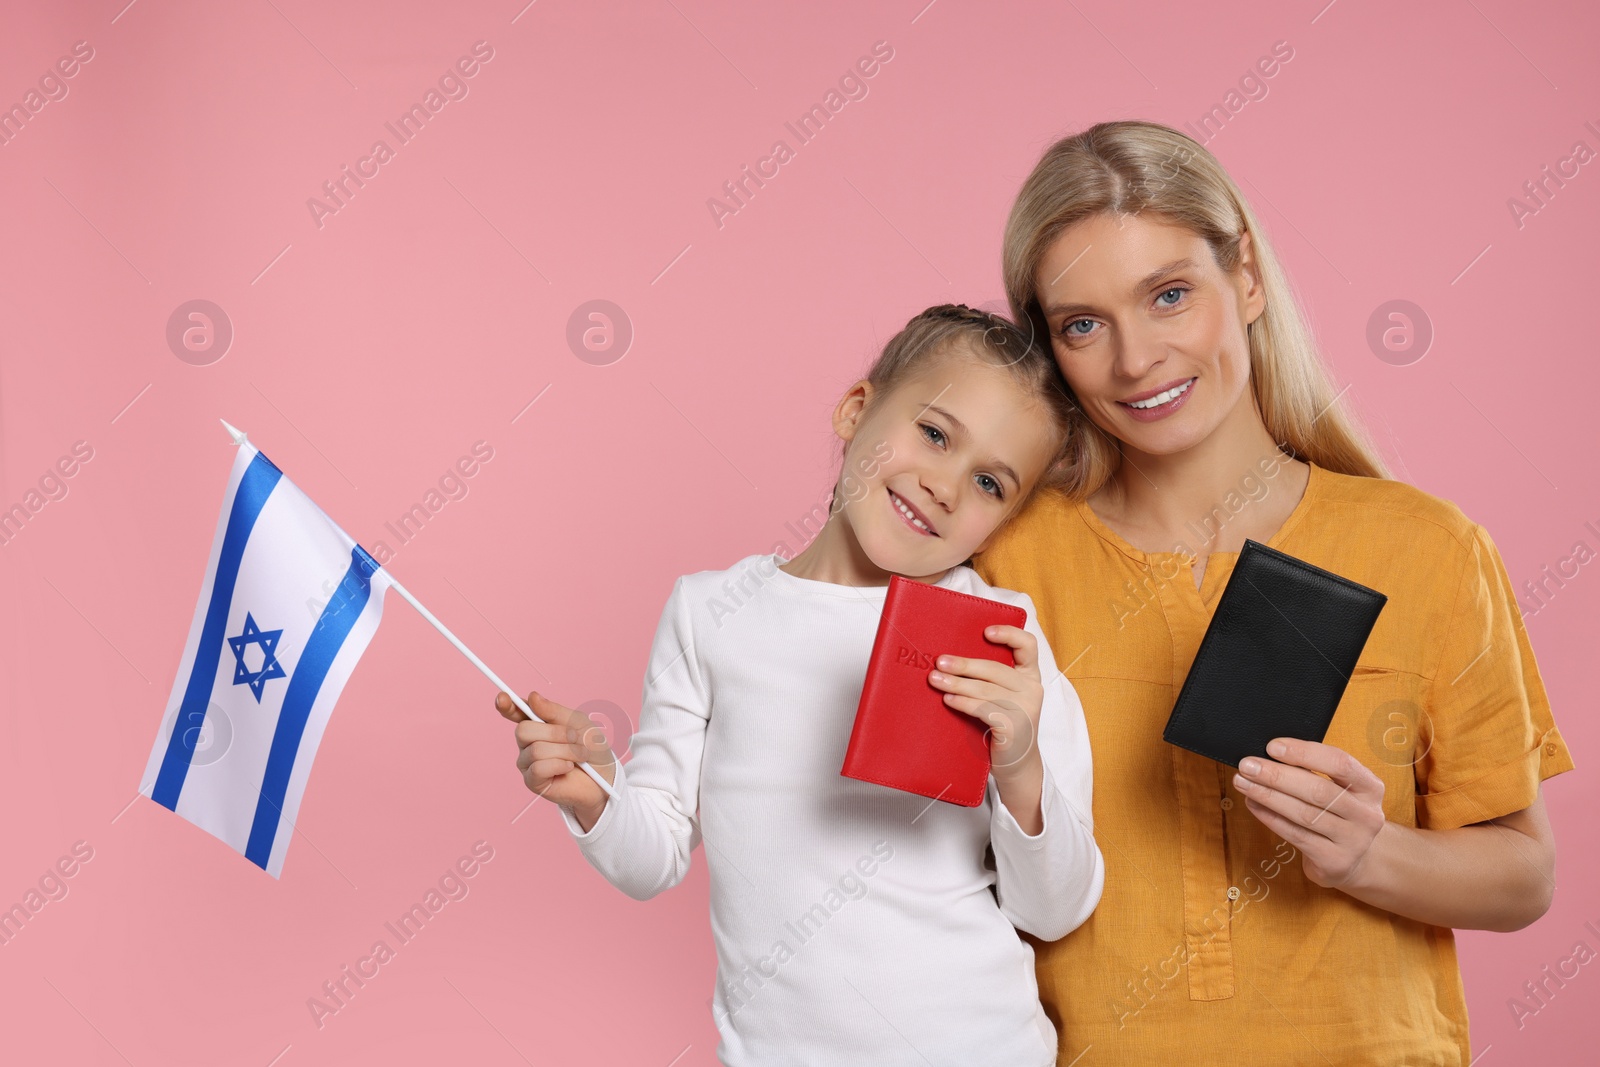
[1117,375,1197,422]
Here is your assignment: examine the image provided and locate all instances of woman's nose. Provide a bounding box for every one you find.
[1111,323,1166,381]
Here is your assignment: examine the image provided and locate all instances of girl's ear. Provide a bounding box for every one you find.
[832,379,874,442]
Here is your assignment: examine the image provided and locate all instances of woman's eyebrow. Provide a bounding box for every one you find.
[919,403,1022,489]
[1041,257,1198,317]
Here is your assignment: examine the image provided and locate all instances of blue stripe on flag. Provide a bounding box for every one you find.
[244,546,380,870]
[152,452,283,810]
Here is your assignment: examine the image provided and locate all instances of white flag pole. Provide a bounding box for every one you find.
[219,420,620,802]
[380,577,619,801]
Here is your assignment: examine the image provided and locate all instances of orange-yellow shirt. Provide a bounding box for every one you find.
[973,459,1574,1066]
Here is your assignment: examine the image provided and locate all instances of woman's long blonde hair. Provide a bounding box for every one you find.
[1002,120,1390,498]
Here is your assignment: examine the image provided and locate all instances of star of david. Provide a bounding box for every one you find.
[227,612,287,702]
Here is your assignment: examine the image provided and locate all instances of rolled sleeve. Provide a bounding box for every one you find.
[1416,523,1575,830]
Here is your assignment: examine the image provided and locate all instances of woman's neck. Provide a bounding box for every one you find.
[1091,392,1308,556]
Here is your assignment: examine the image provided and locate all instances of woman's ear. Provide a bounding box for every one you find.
[832,379,874,443]
[1236,229,1267,327]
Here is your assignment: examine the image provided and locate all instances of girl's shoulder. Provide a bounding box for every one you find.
[663,552,785,612]
[666,552,853,632]
[668,553,780,591]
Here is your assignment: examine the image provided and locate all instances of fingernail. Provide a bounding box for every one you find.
[1239,758,1260,776]
[1267,740,1287,758]
[1232,773,1250,791]
[929,671,944,682]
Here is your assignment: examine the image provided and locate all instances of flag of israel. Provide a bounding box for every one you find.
[140,434,391,878]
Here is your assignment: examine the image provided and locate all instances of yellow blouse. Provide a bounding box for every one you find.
[973,459,1574,1066]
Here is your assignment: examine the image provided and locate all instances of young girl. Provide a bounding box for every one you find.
[494,305,1104,1066]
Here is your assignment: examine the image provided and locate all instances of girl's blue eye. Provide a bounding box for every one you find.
[921,423,1004,499]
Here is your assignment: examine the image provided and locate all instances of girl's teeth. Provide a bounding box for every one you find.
[892,493,930,531]
[1129,378,1193,409]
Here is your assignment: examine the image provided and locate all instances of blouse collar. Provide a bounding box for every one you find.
[1072,458,1323,565]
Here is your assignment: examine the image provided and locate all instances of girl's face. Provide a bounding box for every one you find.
[833,351,1058,578]
[1033,212,1265,458]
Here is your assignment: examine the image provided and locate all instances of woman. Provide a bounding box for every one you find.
[966,120,1574,1065]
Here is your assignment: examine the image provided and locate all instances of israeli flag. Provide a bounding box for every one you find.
[140,432,391,878]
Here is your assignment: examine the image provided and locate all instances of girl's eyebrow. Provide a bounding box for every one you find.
[919,403,1022,490]
[1041,256,1198,318]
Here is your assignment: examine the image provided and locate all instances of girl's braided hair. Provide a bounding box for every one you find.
[849,303,1082,501]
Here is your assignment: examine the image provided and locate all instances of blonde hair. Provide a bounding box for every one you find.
[1002,120,1390,498]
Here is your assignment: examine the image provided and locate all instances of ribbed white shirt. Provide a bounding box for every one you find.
[558,553,1104,1066]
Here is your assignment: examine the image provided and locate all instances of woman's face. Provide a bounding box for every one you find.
[1033,212,1265,458]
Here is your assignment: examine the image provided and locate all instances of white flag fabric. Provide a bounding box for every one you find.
[140,439,391,877]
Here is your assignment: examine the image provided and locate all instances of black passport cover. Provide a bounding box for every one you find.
[1162,539,1388,767]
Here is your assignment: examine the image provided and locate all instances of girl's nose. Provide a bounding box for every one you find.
[919,470,956,511]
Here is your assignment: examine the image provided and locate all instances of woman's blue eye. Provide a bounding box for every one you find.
[920,423,946,447]
[1060,289,1186,339]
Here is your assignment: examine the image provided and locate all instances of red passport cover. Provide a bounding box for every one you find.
[841,574,1027,807]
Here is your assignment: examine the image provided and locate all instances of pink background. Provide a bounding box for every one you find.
[1,0,1595,1063]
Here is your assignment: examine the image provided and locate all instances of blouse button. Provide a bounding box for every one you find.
[1227,886,1241,901]
[1220,797,1234,810]
[1545,742,1558,756]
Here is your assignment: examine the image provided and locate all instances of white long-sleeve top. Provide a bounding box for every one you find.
[558,553,1104,1066]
